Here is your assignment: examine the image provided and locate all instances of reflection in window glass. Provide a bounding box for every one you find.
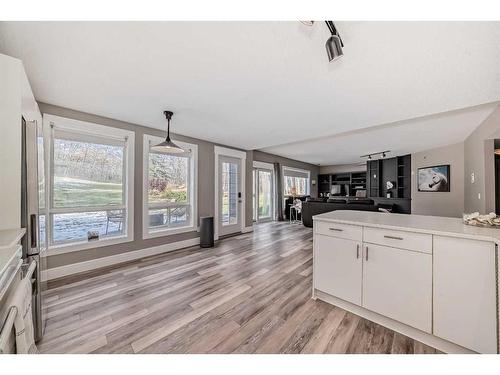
[38,214,46,249]
[52,210,125,244]
[149,207,189,229]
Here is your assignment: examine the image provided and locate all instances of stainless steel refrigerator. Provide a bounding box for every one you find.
[21,116,47,342]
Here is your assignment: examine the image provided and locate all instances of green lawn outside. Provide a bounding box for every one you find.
[53,177,123,207]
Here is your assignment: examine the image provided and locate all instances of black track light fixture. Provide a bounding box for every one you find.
[361,151,391,160]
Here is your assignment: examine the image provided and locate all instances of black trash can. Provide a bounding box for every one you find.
[200,216,214,248]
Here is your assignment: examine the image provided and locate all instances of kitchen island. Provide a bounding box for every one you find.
[312,210,499,354]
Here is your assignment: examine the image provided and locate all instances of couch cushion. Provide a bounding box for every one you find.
[347,199,374,205]
[327,199,347,204]
[306,197,327,203]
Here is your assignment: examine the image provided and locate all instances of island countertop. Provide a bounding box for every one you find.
[313,210,500,244]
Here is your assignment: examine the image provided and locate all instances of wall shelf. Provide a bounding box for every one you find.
[318,171,367,197]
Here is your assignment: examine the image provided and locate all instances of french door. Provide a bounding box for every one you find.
[253,168,273,222]
[218,156,242,236]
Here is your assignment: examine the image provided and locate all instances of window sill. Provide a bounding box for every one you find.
[46,234,134,256]
[143,225,198,240]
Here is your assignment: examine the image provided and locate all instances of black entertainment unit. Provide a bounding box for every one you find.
[318,171,367,197]
[317,154,412,214]
[366,154,412,214]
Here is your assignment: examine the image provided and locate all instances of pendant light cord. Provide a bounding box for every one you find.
[164,110,173,141]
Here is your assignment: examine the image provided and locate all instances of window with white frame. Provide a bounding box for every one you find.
[143,134,198,238]
[283,167,310,196]
[43,115,135,252]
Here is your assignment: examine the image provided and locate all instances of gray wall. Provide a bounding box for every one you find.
[39,103,253,269]
[319,163,367,174]
[464,104,500,213]
[411,142,465,217]
[253,150,320,197]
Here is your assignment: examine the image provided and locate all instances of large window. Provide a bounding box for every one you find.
[143,135,198,238]
[283,167,310,196]
[43,115,134,253]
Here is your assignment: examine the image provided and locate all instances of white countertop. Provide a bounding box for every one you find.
[313,211,500,244]
[0,228,25,278]
[0,228,26,251]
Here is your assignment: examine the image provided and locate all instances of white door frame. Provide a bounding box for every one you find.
[214,146,246,240]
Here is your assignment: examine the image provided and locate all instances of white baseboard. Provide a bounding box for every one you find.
[242,226,254,233]
[42,237,200,281]
[314,289,475,354]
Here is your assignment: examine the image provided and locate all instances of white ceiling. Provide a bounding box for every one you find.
[262,103,498,165]
[1,21,500,165]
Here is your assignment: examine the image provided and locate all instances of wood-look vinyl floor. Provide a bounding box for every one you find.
[39,222,439,354]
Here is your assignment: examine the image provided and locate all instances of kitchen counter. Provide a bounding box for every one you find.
[313,210,500,244]
[312,211,499,354]
[0,229,25,277]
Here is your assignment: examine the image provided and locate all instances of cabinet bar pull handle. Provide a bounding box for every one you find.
[356,244,360,259]
[365,246,369,261]
[384,235,403,240]
[329,228,343,232]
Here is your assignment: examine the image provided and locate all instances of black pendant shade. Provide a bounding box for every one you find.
[151,111,185,154]
[326,34,343,62]
[325,21,344,62]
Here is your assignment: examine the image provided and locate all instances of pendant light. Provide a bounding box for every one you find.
[325,21,344,62]
[151,110,185,154]
[300,20,345,62]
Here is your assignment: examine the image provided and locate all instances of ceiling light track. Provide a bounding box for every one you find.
[360,150,391,160]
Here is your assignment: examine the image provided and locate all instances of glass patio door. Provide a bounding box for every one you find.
[253,168,273,222]
[218,156,242,236]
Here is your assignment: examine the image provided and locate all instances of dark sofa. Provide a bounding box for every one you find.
[301,198,385,227]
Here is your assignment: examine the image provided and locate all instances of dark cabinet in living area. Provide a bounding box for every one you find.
[366,154,412,213]
[318,171,367,197]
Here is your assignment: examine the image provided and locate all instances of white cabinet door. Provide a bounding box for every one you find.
[362,243,432,333]
[433,236,497,353]
[314,234,362,305]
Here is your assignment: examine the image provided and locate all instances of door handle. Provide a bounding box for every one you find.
[365,245,369,261]
[329,227,343,232]
[356,244,360,259]
[30,214,37,248]
[384,235,403,240]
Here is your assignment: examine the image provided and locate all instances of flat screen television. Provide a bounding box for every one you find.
[417,165,450,192]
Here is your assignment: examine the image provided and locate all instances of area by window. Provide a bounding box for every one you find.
[143,134,198,238]
[42,115,135,254]
[283,166,310,196]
